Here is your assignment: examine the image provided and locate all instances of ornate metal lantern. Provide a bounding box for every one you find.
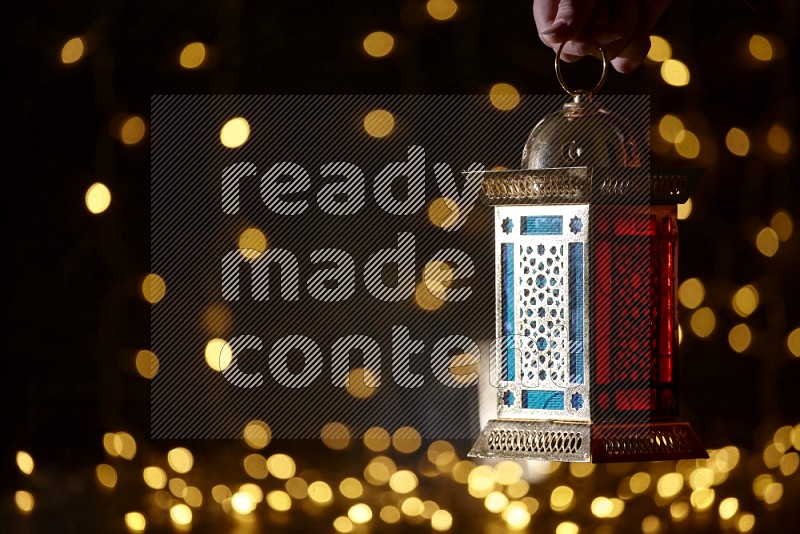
[469,46,707,462]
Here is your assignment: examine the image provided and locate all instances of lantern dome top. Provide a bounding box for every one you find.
[521,96,641,170]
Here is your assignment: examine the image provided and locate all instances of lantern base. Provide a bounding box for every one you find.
[468,420,592,462]
[469,420,707,463]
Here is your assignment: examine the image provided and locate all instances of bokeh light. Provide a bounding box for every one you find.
[732,285,759,317]
[141,273,166,304]
[85,183,112,214]
[755,227,779,257]
[661,59,690,86]
[648,36,672,62]
[725,127,750,156]
[204,338,233,371]
[124,512,146,532]
[489,83,520,111]
[238,227,268,259]
[427,0,458,21]
[678,278,705,309]
[61,37,85,64]
[120,116,146,145]
[220,117,251,148]
[135,349,159,379]
[363,31,394,58]
[363,109,395,138]
[728,324,752,353]
[179,42,206,69]
[767,125,791,154]
[749,34,773,61]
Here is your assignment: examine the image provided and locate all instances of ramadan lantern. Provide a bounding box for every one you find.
[469,45,707,462]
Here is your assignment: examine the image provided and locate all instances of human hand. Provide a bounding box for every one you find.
[533,0,673,73]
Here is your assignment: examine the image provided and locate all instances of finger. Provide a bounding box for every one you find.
[538,0,598,46]
[595,0,639,60]
[610,27,651,73]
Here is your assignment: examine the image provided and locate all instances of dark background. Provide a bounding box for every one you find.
[2,0,799,532]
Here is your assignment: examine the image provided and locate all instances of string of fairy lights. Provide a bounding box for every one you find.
[12,0,800,532]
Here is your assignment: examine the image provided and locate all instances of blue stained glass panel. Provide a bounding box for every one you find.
[521,215,563,235]
[501,243,514,381]
[569,242,584,383]
[522,389,565,410]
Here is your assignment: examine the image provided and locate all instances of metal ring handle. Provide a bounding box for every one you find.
[555,42,608,97]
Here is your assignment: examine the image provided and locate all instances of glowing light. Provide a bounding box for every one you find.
[753,474,773,498]
[267,490,292,512]
[690,488,715,510]
[143,466,168,489]
[15,491,34,513]
[240,420,270,449]
[763,482,783,504]
[364,426,390,451]
[725,127,750,156]
[267,454,296,479]
[677,198,692,220]
[661,59,690,86]
[231,491,256,514]
[630,472,651,494]
[675,130,700,158]
[85,183,112,214]
[179,42,206,69]
[689,467,714,490]
[550,486,574,512]
[648,36,672,62]
[670,501,689,520]
[767,125,791,154]
[135,349,159,379]
[452,460,474,484]
[16,451,34,475]
[364,458,392,485]
[719,497,739,520]
[569,463,595,478]
[555,521,579,534]
[503,501,531,530]
[401,496,424,516]
[728,324,752,353]
[141,273,166,304]
[124,511,146,532]
[428,197,460,228]
[321,421,351,450]
[771,210,793,241]
[204,338,232,372]
[363,31,394,58]
[120,116,146,145]
[96,463,118,489]
[779,452,799,476]
[392,426,421,453]
[427,0,458,21]
[678,278,704,309]
[657,472,683,499]
[658,114,684,143]
[389,470,418,494]
[415,280,446,311]
[423,260,453,301]
[485,491,509,513]
[169,477,187,498]
[238,228,267,259]
[755,227,779,257]
[348,503,372,523]
[732,285,759,317]
[170,503,192,525]
[749,34,772,61]
[495,460,523,485]
[211,485,231,503]
[489,83,521,111]
[61,37,85,64]
[339,477,363,499]
[431,509,453,531]
[788,328,800,357]
[167,447,193,474]
[184,486,202,507]
[737,513,755,533]
[428,440,457,467]
[642,515,661,534]
[363,109,395,138]
[220,117,251,148]
[690,307,716,338]
[308,481,333,504]
[380,505,401,524]
[243,453,268,479]
[591,497,613,518]
[345,367,379,399]
[333,516,354,533]
[285,477,308,499]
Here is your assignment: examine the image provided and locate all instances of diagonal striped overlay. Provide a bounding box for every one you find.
[150,94,650,440]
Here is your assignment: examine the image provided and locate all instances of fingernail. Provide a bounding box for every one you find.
[598,33,624,45]
[542,18,569,36]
